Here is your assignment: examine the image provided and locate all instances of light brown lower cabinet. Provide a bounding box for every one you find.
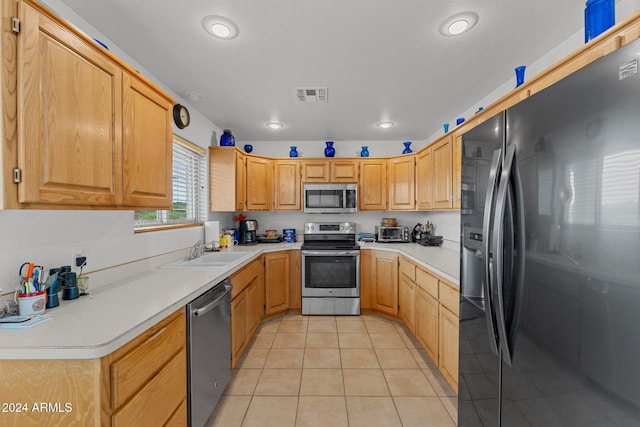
[439,303,459,391]
[0,309,187,427]
[365,252,459,392]
[265,251,290,316]
[415,286,439,364]
[398,274,416,333]
[371,251,399,316]
[230,256,265,368]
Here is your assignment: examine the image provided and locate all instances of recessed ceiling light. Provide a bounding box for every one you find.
[377,121,394,129]
[266,122,283,129]
[202,15,239,40]
[439,12,478,36]
[448,20,469,35]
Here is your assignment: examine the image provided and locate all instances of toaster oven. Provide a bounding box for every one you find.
[376,226,410,243]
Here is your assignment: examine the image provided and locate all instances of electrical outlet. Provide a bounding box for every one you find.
[71,245,85,266]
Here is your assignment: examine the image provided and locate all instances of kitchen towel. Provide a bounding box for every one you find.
[204,221,220,245]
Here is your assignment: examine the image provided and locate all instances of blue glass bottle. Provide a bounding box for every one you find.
[402,141,413,154]
[324,141,335,157]
[360,146,369,157]
[220,129,235,146]
[289,146,298,157]
[243,144,253,153]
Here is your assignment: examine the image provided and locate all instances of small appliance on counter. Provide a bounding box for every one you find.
[358,232,376,242]
[376,226,410,243]
[417,235,443,246]
[239,219,258,244]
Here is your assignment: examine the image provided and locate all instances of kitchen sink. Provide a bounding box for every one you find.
[160,252,251,269]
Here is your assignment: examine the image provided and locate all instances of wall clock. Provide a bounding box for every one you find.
[173,104,190,129]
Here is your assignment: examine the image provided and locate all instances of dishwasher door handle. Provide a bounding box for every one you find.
[191,283,232,317]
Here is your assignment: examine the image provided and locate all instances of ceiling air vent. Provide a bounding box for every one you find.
[294,87,328,103]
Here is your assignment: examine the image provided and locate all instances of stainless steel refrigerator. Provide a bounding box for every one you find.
[459,38,640,426]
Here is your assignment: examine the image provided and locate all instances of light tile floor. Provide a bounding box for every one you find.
[207,313,457,427]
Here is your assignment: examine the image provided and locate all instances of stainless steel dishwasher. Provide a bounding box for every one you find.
[187,278,232,427]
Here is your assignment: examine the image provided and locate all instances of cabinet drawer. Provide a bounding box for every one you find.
[113,348,187,427]
[111,312,185,408]
[399,257,416,282]
[416,268,438,299]
[230,257,263,299]
[439,281,459,316]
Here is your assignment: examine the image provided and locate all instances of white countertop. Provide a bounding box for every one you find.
[0,241,459,360]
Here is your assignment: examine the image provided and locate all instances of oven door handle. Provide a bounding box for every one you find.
[301,250,360,256]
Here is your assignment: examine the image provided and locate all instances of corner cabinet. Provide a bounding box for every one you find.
[371,250,399,316]
[11,1,174,209]
[388,156,415,210]
[265,251,291,315]
[209,147,246,211]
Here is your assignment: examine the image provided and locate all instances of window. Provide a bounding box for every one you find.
[134,135,206,230]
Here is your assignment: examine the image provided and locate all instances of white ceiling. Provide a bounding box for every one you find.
[57,0,584,142]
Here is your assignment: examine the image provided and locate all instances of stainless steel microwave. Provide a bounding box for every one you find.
[303,183,357,214]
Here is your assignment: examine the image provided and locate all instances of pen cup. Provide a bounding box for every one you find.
[15,290,47,316]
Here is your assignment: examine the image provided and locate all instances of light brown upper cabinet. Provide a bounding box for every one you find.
[431,136,453,209]
[9,1,173,209]
[209,147,246,211]
[302,160,329,182]
[388,156,415,210]
[358,159,387,211]
[17,3,122,206]
[121,73,172,208]
[245,156,272,210]
[273,160,301,210]
[330,160,358,182]
[415,148,433,210]
[302,159,358,182]
[452,135,462,209]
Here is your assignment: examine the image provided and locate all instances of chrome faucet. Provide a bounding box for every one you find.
[188,240,205,261]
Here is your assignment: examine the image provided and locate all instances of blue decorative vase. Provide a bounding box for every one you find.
[324,141,335,157]
[360,146,369,157]
[289,146,298,157]
[515,66,526,88]
[243,144,253,153]
[220,129,235,146]
[402,141,413,154]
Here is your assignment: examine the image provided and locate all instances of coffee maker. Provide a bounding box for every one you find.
[239,219,258,244]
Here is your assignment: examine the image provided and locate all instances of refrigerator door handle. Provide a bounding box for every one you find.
[492,144,526,367]
[482,148,503,356]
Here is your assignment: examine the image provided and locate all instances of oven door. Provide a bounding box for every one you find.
[301,250,360,297]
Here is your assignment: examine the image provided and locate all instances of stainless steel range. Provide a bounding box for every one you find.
[301,222,360,315]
